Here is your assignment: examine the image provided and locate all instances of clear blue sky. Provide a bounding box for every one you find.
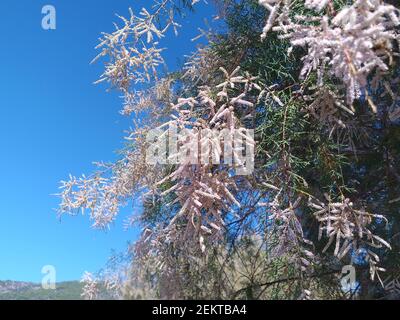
[0,0,214,282]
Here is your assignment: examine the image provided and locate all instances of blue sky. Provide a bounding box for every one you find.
[0,0,214,282]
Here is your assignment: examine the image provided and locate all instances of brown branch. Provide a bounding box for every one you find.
[232,269,341,299]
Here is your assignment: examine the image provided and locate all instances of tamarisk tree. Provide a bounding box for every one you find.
[58,0,400,300]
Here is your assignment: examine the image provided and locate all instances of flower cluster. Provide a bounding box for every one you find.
[93,0,204,90]
[147,67,257,251]
[260,0,400,105]
[308,197,391,282]
[81,272,99,300]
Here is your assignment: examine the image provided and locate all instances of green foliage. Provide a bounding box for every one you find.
[68,0,400,300]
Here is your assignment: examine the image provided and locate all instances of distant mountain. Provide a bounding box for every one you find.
[0,280,84,300]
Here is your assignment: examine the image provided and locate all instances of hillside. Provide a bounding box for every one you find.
[0,281,84,300]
